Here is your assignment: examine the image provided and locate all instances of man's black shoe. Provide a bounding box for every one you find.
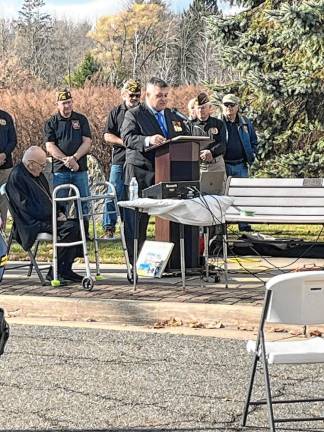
[45,267,67,285]
[60,269,83,283]
[239,225,254,232]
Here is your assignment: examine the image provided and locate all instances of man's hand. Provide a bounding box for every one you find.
[0,153,6,166]
[149,135,165,146]
[200,150,213,162]
[57,212,67,222]
[63,156,79,172]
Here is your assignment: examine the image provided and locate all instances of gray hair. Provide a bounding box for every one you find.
[22,146,46,164]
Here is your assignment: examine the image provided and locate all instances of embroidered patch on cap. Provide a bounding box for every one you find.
[57,89,72,102]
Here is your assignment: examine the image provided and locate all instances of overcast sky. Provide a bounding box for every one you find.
[0,0,239,23]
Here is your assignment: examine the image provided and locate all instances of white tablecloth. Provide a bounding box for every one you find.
[118,195,234,226]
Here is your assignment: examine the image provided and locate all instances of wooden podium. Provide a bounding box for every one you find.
[148,135,212,271]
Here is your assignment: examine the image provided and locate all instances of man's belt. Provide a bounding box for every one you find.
[225,159,245,165]
[207,155,224,164]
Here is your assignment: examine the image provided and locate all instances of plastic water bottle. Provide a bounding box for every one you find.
[129,177,139,200]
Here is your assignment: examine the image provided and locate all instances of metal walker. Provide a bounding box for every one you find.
[52,182,132,290]
[52,184,94,290]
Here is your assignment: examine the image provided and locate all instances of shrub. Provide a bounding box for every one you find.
[0,84,201,172]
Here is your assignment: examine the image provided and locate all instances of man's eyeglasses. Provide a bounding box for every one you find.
[30,160,46,169]
[224,103,237,108]
[128,93,141,98]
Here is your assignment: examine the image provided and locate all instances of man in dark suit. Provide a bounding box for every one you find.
[121,77,189,262]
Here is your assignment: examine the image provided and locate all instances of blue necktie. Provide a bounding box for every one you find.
[155,112,169,138]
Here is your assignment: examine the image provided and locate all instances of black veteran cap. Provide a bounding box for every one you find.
[194,92,210,107]
[57,89,72,102]
[122,79,141,93]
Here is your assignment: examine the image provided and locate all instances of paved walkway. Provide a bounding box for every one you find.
[2,257,324,305]
[1,257,324,330]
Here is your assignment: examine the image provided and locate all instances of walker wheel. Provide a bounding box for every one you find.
[82,277,94,291]
[95,275,105,281]
[51,279,61,287]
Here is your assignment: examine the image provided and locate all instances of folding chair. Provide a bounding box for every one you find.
[0,184,52,286]
[242,271,324,431]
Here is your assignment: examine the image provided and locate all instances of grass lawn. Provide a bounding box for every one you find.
[5,217,324,264]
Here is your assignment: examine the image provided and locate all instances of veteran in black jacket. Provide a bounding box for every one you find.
[6,146,84,283]
[121,77,189,262]
[0,109,17,228]
[191,92,226,194]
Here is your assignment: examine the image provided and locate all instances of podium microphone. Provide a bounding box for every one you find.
[171,108,189,121]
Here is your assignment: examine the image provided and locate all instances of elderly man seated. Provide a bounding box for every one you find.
[6,146,84,283]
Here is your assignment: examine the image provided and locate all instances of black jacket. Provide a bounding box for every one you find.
[104,102,128,165]
[6,163,53,250]
[191,116,226,158]
[0,110,17,169]
[121,103,189,186]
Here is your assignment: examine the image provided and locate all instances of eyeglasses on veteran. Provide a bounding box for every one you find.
[224,103,237,108]
[30,160,47,169]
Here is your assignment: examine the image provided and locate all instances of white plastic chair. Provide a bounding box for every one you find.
[242,271,324,431]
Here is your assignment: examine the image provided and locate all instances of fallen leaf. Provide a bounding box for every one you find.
[238,326,254,332]
[289,329,304,336]
[189,320,205,329]
[153,320,167,329]
[215,322,225,329]
[309,329,322,337]
[205,322,224,329]
[168,317,183,327]
[272,328,288,333]
[153,318,182,329]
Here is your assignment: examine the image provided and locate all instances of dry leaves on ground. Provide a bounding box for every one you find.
[153,317,183,329]
[205,322,225,329]
[309,329,322,337]
[189,320,205,329]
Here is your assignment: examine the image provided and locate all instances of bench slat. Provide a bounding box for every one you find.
[228,178,324,187]
[227,206,324,216]
[231,197,324,207]
[225,214,324,224]
[228,187,324,198]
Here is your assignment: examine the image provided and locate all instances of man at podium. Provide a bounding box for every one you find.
[121,76,189,262]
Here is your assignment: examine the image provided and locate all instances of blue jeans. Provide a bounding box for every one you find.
[225,162,248,178]
[53,171,90,217]
[225,162,250,231]
[102,164,125,230]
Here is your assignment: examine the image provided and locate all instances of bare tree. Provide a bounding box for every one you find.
[0,19,15,58]
[47,19,93,87]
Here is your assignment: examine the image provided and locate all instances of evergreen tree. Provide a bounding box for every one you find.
[66,53,100,88]
[208,0,324,177]
[14,0,54,82]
